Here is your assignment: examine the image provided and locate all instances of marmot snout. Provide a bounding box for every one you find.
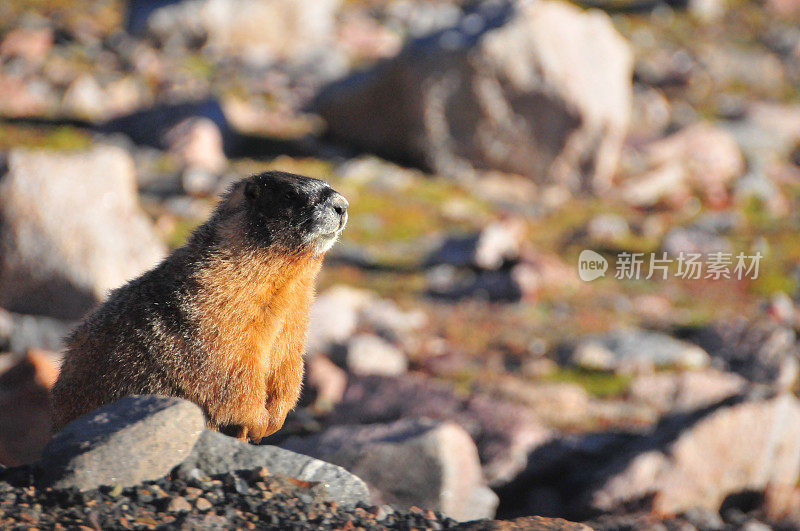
[51,171,348,442]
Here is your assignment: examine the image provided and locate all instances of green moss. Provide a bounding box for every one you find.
[182,55,216,80]
[319,265,428,300]
[233,158,335,181]
[335,178,487,266]
[345,189,441,243]
[164,218,201,250]
[0,0,123,36]
[544,367,632,399]
[0,124,92,151]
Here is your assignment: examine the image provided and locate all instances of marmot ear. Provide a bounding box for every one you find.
[244,181,261,201]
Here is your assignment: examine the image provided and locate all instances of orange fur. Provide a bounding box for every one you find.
[187,246,322,441]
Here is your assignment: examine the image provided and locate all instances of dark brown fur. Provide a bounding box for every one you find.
[51,171,347,441]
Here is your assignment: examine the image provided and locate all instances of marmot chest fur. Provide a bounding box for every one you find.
[51,171,348,441]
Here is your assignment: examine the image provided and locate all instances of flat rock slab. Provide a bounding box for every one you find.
[40,395,205,491]
[179,430,370,508]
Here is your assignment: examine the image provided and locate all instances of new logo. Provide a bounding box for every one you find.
[578,250,608,281]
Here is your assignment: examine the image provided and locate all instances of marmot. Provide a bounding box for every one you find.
[51,171,348,442]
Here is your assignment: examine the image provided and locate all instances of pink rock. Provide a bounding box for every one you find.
[0,27,53,63]
[0,349,60,466]
[164,117,227,174]
[306,355,347,412]
[628,369,747,414]
[622,123,745,208]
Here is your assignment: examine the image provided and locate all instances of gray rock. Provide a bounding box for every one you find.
[473,220,525,270]
[426,235,482,269]
[346,334,408,377]
[40,396,205,490]
[0,146,167,320]
[179,430,369,507]
[384,1,462,38]
[629,85,671,140]
[568,328,710,374]
[281,418,498,521]
[305,355,348,412]
[316,0,632,192]
[689,0,725,22]
[662,226,732,256]
[492,379,591,428]
[0,308,73,353]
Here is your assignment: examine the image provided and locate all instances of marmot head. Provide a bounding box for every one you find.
[216,171,348,256]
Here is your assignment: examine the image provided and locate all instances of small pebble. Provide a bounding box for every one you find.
[167,497,191,513]
[195,498,212,512]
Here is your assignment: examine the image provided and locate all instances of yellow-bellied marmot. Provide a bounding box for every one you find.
[51,171,348,442]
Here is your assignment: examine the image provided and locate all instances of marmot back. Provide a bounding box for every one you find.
[51,171,348,441]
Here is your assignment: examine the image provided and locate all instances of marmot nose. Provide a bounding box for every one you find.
[329,193,349,217]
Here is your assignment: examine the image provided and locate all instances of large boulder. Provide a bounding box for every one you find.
[315,0,632,192]
[178,429,370,507]
[589,394,800,516]
[282,418,498,521]
[40,396,206,491]
[0,147,166,320]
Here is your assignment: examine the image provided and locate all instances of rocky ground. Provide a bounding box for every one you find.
[0,394,585,530]
[0,468,460,530]
[2,0,800,529]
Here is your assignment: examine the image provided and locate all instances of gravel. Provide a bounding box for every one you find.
[0,465,460,529]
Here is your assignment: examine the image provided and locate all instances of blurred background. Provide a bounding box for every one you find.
[1,0,800,527]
